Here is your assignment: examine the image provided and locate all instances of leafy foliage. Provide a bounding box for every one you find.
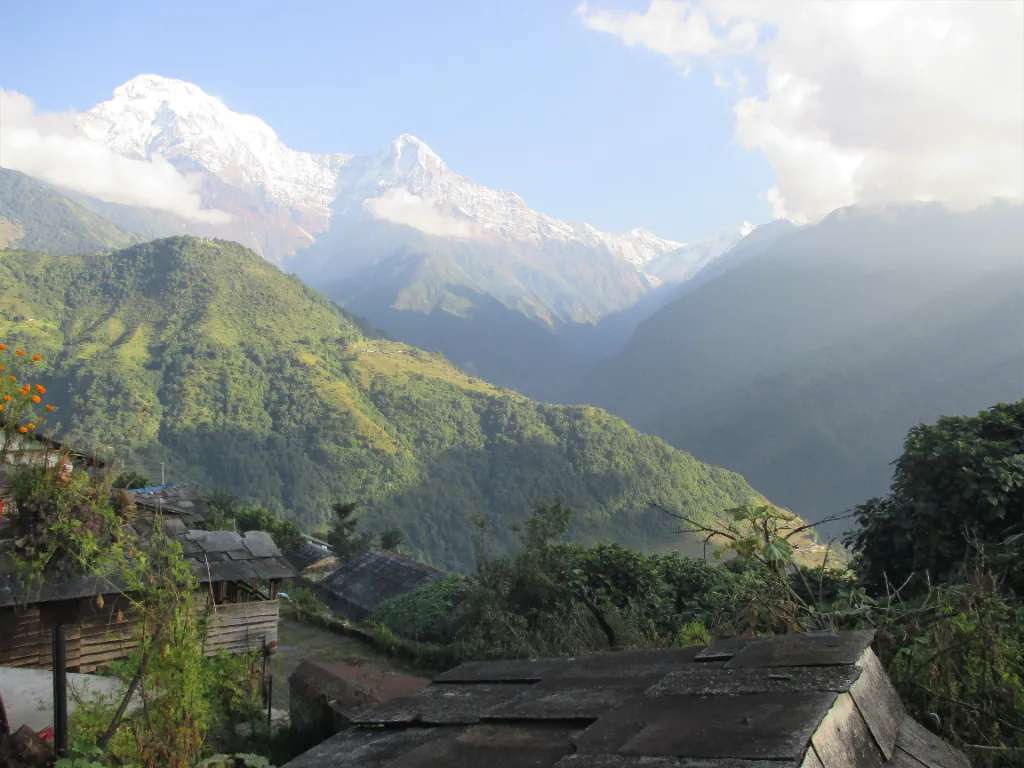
[847,400,1024,591]
[880,570,1024,762]
[7,465,129,583]
[326,501,370,560]
[112,471,150,489]
[838,402,1024,763]
[370,575,467,643]
[379,503,834,659]
[0,236,769,569]
[379,527,404,551]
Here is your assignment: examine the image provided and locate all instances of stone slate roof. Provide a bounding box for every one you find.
[282,631,968,768]
[177,529,297,583]
[286,539,333,572]
[320,550,443,620]
[0,548,117,609]
[0,529,295,608]
[129,484,210,527]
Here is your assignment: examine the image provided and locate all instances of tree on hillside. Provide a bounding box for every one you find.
[327,501,370,560]
[112,471,151,490]
[846,400,1024,592]
[380,527,404,551]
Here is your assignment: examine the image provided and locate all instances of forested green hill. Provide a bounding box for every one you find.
[0,169,137,254]
[0,236,768,569]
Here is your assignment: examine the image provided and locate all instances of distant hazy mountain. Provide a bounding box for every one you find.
[15,74,741,397]
[580,203,1024,531]
[0,235,772,570]
[0,168,137,254]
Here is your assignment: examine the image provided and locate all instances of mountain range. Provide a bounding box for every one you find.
[5,74,1021,536]
[0,230,771,570]
[579,202,1024,530]
[40,75,741,397]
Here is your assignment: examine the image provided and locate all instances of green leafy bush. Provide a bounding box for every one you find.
[202,492,303,554]
[8,464,129,583]
[283,585,330,621]
[371,575,467,642]
[847,400,1024,592]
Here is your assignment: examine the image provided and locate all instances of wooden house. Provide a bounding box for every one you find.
[0,527,296,672]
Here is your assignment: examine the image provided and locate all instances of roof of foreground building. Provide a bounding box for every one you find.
[282,630,968,768]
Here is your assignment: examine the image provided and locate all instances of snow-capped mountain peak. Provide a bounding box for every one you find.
[594,227,684,271]
[77,74,348,215]
[388,133,447,177]
[69,75,706,283]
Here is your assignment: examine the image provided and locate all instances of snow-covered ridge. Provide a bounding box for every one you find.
[76,75,683,271]
[77,74,349,215]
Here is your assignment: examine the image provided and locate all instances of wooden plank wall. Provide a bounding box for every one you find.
[203,599,279,655]
[0,598,279,671]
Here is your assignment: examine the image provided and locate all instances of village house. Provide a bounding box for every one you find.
[0,524,296,671]
[0,455,296,671]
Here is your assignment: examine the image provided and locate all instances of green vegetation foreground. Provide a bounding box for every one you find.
[369,401,1024,764]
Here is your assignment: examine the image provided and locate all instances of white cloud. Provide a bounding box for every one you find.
[364,187,483,239]
[0,90,230,224]
[577,1,1024,222]
[576,0,756,72]
[739,220,754,237]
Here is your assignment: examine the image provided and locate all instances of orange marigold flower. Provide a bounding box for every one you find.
[0,404,5,412]
[2,395,10,402]
[20,384,30,395]
[31,395,41,404]
[17,426,28,434]
[14,349,24,357]
[35,384,46,394]
[31,354,42,362]
[45,404,56,412]
[0,343,6,350]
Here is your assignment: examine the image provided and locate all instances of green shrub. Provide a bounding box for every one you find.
[371,575,467,642]
[846,400,1024,592]
[878,571,1024,762]
[284,585,329,620]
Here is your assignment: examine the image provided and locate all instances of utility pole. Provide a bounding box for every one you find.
[161,461,165,485]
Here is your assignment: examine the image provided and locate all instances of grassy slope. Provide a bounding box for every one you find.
[0,169,138,254]
[0,237,767,570]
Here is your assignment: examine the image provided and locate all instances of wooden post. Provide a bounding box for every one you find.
[52,623,68,756]
[266,675,273,729]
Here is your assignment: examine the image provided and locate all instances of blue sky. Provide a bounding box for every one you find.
[2,1,776,240]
